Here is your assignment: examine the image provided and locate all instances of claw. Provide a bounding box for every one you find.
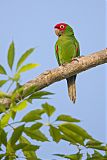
[61,62,68,66]
[71,56,84,63]
[71,57,79,63]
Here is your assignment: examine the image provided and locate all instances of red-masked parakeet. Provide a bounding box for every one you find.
[54,23,80,103]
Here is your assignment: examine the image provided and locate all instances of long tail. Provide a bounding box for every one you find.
[66,75,77,103]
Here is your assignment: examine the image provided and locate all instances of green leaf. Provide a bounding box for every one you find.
[23,85,37,97]
[87,145,107,151]
[11,111,16,120]
[20,136,38,160]
[104,154,107,159]
[29,91,54,99]
[56,114,80,122]
[0,104,6,112]
[0,112,11,128]
[104,146,107,157]
[12,100,27,112]
[6,140,15,158]
[0,154,5,159]
[0,80,8,87]
[13,143,27,150]
[5,142,16,160]
[10,125,25,145]
[86,153,91,160]
[11,86,23,101]
[7,41,15,70]
[0,128,7,146]
[0,91,10,98]
[86,139,102,146]
[16,48,35,70]
[54,154,65,158]
[62,134,77,145]
[64,153,83,160]
[24,128,48,142]
[17,63,39,74]
[14,143,39,151]
[30,122,43,130]
[23,144,40,151]
[13,73,20,82]
[54,153,83,160]
[59,124,84,145]
[49,125,61,143]
[91,150,104,159]
[21,109,44,122]
[42,102,55,117]
[60,123,92,140]
[0,65,7,75]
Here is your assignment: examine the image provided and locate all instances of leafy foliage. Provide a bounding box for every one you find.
[56,114,80,122]
[7,41,15,70]
[0,80,8,87]
[21,109,44,122]
[0,128,7,146]
[0,41,39,92]
[49,125,62,143]
[54,153,83,160]
[19,136,39,160]
[0,42,106,160]
[10,125,25,145]
[16,48,35,70]
[24,127,49,142]
[28,91,54,100]
[42,102,55,117]
[16,63,39,74]
[0,65,7,75]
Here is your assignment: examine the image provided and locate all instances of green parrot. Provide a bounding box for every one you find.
[54,23,80,103]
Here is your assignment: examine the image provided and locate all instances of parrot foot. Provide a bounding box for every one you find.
[71,57,79,63]
[72,56,84,63]
[61,62,68,66]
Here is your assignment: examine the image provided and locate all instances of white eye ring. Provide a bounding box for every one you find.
[60,25,64,29]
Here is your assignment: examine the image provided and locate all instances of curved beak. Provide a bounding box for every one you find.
[54,28,60,36]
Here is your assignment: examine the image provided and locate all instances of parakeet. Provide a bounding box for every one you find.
[54,23,80,103]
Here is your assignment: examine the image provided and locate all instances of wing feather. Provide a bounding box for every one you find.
[55,43,60,65]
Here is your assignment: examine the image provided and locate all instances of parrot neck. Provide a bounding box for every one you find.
[61,30,74,37]
[59,31,74,38]
[58,26,74,38]
[64,32,74,36]
[63,25,74,37]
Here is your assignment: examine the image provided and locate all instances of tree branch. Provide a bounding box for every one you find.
[0,49,107,109]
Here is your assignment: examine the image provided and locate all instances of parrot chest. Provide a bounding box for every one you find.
[55,36,77,65]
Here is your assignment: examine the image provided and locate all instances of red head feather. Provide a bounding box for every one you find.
[54,23,67,31]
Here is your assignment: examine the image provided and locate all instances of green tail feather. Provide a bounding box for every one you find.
[66,75,76,103]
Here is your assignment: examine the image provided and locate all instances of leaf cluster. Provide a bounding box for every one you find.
[0,101,106,160]
[0,42,106,160]
[0,41,39,92]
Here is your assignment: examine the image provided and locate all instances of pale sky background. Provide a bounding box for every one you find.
[0,0,106,159]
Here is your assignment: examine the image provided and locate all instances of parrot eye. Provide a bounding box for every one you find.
[60,25,64,29]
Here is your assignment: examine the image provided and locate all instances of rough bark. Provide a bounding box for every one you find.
[0,49,107,109]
